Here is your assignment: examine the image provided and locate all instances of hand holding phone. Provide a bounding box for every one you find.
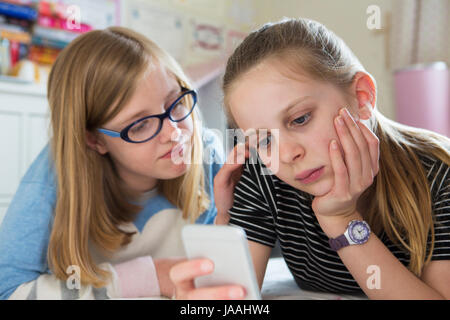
[172,225,261,300]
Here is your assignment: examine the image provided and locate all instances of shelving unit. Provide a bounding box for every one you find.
[0,79,49,224]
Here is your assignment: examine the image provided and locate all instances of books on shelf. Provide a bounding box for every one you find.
[37,0,66,20]
[0,28,30,43]
[31,34,66,49]
[28,43,59,64]
[0,1,34,75]
[0,10,32,44]
[33,25,78,43]
[0,12,33,29]
[0,37,29,70]
[37,15,91,33]
[31,1,92,50]
[0,1,36,6]
[0,0,93,81]
[0,1,37,20]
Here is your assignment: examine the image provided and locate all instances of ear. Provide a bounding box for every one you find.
[351,72,377,120]
[86,130,108,155]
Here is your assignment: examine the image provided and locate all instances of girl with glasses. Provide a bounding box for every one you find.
[0,27,244,299]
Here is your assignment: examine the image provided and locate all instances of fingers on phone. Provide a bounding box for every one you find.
[170,258,213,288]
[186,285,246,300]
[170,258,246,300]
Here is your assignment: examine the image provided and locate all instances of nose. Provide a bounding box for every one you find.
[278,135,305,163]
[158,117,181,143]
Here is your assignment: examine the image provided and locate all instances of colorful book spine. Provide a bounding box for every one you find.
[0,21,27,33]
[37,15,92,34]
[0,38,30,74]
[0,2,37,21]
[31,35,67,49]
[0,38,11,74]
[0,28,31,43]
[33,25,78,43]
[38,0,67,20]
[29,45,59,64]
[1,13,33,29]
[1,1,36,6]
[9,39,19,66]
[18,41,28,59]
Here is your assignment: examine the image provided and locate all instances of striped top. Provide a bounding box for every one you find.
[228,153,450,293]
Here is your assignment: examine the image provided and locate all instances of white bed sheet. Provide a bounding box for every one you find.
[261,257,367,300]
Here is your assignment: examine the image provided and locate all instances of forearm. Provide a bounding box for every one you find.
[318,212,445,300]
[214,209,231,225]
[338,233,444,299]
[248,240,272,289]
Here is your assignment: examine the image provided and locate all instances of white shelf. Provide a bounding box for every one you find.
[0,79,47,97]
[0,57,225,97]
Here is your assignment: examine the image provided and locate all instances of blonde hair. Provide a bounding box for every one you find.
[223,18,450,277]
[47,27,210,287]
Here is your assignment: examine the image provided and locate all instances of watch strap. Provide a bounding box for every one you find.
[329,234,349,251]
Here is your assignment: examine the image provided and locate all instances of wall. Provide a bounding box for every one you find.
[82,1,397,135]
[119,0,260,135]
[252,0,395,120]
[120,0,255,69]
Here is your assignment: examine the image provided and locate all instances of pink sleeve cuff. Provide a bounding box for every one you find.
[113,256,161,298]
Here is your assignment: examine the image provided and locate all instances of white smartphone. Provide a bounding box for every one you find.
[181,225,262,300]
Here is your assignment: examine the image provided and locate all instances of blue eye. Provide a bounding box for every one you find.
[258,135,272,148]
[291,112,312,126]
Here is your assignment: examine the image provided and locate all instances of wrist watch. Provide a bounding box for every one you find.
[328,220,371,251]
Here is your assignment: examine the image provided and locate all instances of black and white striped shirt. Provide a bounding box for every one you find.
[228,154,450,293]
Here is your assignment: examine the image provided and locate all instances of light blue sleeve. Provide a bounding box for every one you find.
[195,127,225,225]
[0,144,57,299]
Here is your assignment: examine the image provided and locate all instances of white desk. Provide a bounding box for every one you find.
[126,257,368,300]
[261,257,367,300]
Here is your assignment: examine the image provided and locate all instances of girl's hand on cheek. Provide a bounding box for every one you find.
[312,108,379,232]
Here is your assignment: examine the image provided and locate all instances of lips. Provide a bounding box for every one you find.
[161,148,173,158]
[295,166,324,181]
[160,144,183,159]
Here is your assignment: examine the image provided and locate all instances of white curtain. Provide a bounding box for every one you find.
[390,0,450,70]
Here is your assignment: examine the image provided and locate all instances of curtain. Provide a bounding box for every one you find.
[390,0,450,70]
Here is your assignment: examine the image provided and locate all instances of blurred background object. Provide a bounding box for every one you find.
[390,0,449,136]
[394,62,449,137]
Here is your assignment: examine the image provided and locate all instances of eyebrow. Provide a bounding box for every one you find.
[255,95,311,131]
[118,86,181,128]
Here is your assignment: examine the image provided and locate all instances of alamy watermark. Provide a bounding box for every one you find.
[66,5,81,31]
[366,264,381,290]
[366,5,382,30]
[66,265,81,290]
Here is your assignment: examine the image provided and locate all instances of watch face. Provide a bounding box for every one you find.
[348,221,370,244]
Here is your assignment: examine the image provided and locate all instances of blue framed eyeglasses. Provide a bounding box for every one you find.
[98,87,197,143]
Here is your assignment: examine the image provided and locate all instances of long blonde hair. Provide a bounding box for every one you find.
[47,27,210,287]
[222,18,450,277]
